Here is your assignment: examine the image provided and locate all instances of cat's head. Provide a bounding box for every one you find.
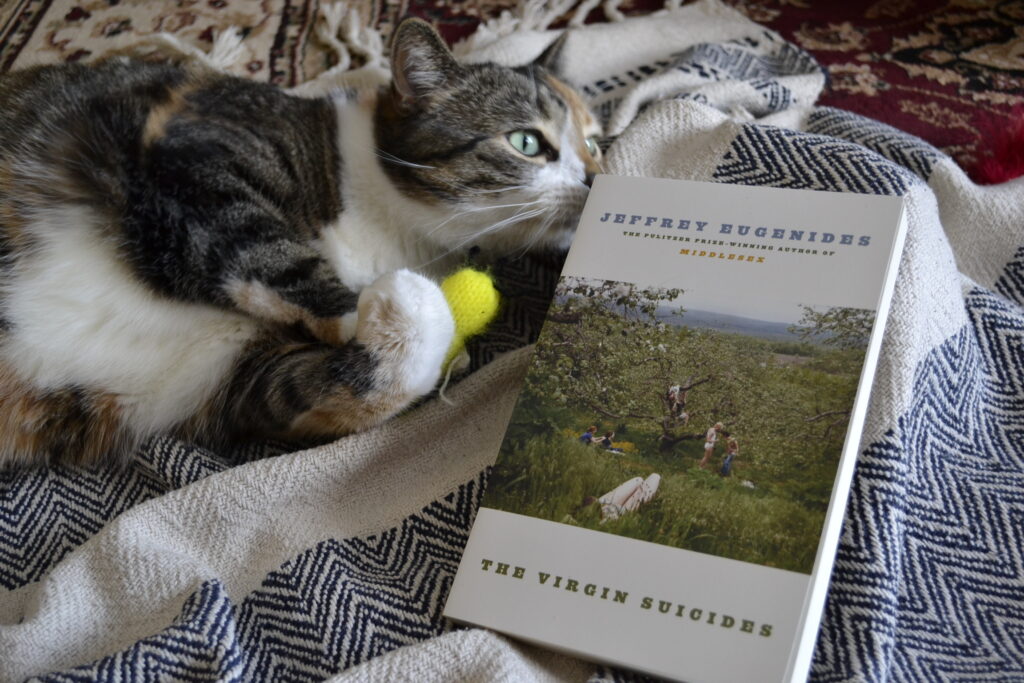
[376,18,602,256]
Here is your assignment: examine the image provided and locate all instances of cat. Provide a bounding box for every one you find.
[0,18,602,469]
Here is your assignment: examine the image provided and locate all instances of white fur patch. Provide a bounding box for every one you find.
[319,95,591,287]
[318,98,456,289]
[339,311,359,343]
[0,207,259,437]
[355,269,454,399]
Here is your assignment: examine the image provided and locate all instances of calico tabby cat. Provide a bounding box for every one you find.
[0,19,602,468]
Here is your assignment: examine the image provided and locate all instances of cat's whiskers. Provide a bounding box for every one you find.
[442,182,532,198]
[373,152,533,200]
[374,150,436,170]
[454,199,544,215]
[461,185,530,196]
[444,208,548,257]
[446,204,548,246]
[375,155,530,200]
[421,175,534,200]
[421,198,544,240]
[515,194,584,257]
[476,207,546,238]
[414,202,548,270]
[520,212,560,257]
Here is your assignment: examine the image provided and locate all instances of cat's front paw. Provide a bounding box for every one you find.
[356,269,455,400]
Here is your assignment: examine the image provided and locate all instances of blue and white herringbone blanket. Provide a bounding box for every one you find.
[2,1,1022,680]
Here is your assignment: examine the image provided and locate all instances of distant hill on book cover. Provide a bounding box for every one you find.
[657,308,799,341]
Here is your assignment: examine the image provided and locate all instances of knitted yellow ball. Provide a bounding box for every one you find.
[441,268,500,366]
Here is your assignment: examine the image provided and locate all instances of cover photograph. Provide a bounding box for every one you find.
[444,175,907,682]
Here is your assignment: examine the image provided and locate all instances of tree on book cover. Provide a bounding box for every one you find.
[485,275,874,574]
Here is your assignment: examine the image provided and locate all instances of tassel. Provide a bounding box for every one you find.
[318,3,353,73]
[454,0,571,55]
[602,0,626,22]
[316,2,388,77]
[525,0,578,31]
[456,0,631,55]
[436,351,469,406]
[207,27,246,69]
[130,27,246,72]
[340,7,387,68]
[570,0,602,27]
[452,10,522,56]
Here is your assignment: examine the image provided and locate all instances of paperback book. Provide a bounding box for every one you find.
[444,175,907,682]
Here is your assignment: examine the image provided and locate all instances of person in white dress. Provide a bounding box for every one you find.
[698,422,724,469]
[597,473,662,521]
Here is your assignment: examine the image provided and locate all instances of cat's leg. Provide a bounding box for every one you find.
[221,239,362,346]
[212,270,454,440]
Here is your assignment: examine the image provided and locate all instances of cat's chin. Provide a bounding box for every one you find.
[540,205,588,252]
[547,226,577,252]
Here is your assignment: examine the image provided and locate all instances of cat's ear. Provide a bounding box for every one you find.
[390,18,461,102]
[533,31,569,77]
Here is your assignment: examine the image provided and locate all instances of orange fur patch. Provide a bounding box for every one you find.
[142,83,197,146]
[226,279,350,345]
[0,365,128,469]
[0,162,26,246]
[287,392,383,439]
[545,74,604,177]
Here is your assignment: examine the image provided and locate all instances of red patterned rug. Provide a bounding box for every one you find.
[2,0,1021,181]
[722,0,1024,183]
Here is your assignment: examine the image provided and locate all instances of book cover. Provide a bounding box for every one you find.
[444,175,907,682]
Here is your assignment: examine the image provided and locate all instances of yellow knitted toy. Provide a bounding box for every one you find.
[441,268,501,370]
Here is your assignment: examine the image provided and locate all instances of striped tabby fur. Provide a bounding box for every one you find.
[0,19,601,468]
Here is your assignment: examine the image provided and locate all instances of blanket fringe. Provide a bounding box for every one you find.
[601,0,626,22]
[569,0,602,27]
[121,26,247,71]
[206,28,247,69]
[454,0,686,55]
[121,0,683,80]
[316,2,388,79]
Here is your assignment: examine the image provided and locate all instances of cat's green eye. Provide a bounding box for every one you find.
[508,130,543,157]
[585,136,600,157]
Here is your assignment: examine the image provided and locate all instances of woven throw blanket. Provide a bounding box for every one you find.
[2,1,1023,680]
